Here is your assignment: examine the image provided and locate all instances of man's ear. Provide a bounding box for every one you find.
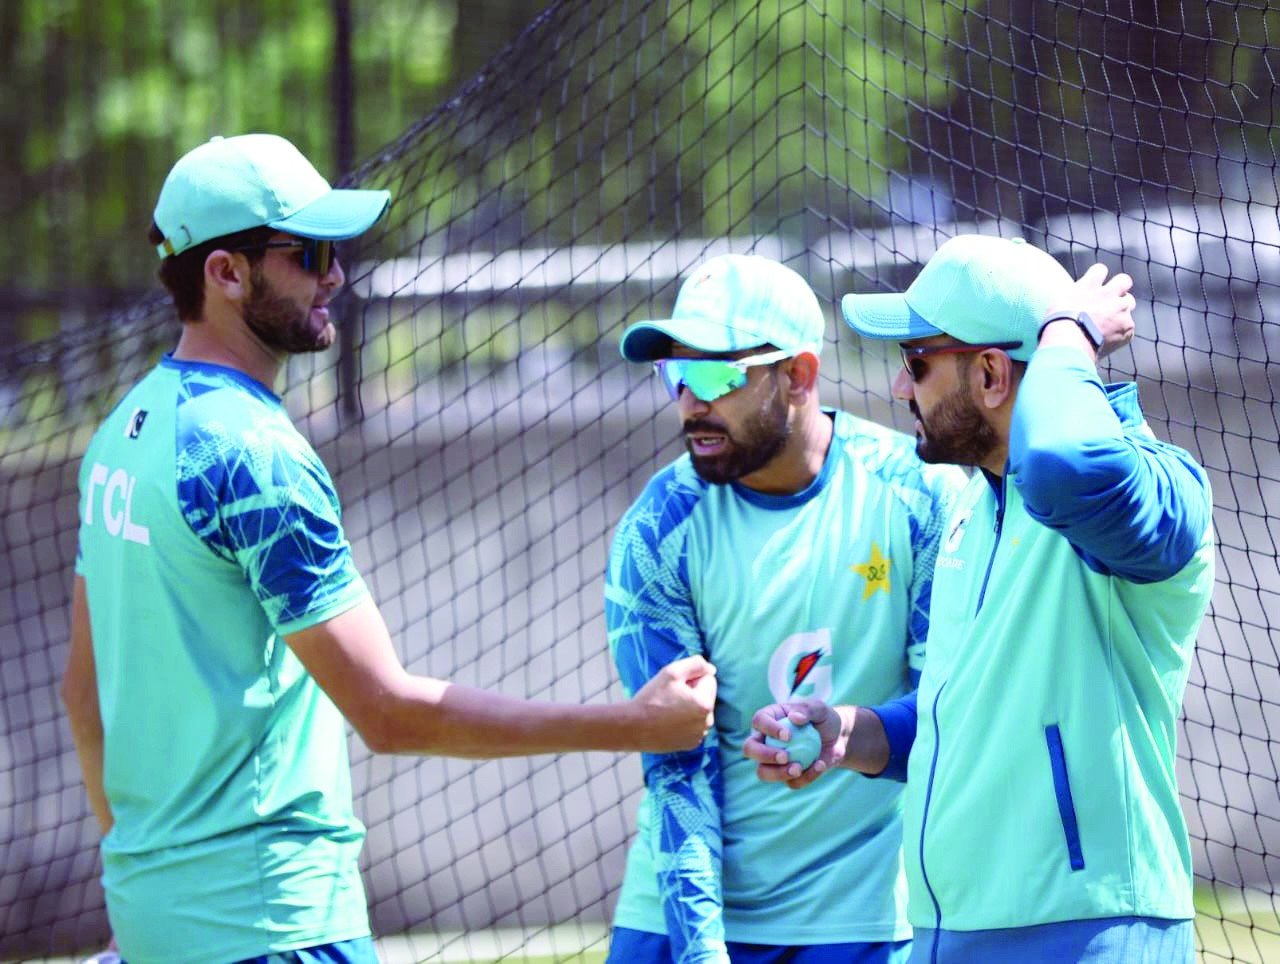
[204,250,250,305]
[971,349,1018,411]
[784,350,821,398]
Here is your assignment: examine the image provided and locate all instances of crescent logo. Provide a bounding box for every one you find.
[124,408,149,440]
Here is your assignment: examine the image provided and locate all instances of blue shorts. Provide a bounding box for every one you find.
[232,936,380,964]
[908,917,1193,964]
[609,927,911,963]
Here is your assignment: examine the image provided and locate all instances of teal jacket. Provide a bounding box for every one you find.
[874,346,1215,935]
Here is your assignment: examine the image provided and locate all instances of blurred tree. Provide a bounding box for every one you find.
[0,0,476,341]
[447,0,547,90]
[13,0,1270,347]
[907,0,1280,223]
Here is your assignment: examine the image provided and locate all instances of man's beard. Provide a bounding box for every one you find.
[243,264,334,354]
[683,382,790,485]
[913,383,998,467]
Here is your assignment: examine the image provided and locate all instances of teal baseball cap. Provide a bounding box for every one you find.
[840,235,1073,362]
[620,254,826,362]
[152,133,391,258]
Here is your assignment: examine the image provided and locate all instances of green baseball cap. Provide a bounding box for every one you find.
[620,254,826,362]
[152,133,391,258]
[840,235,1073,362]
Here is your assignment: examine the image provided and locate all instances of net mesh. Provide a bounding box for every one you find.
[3,1,1279,960]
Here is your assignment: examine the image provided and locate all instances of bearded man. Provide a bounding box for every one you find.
[605,254,965,964]
[747,236,1214,964]
[63,133,718,964]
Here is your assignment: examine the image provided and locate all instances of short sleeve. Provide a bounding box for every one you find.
[177,412,368,634]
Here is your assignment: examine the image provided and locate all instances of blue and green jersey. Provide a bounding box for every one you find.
[607,409,964,961]
[75,356,371,963]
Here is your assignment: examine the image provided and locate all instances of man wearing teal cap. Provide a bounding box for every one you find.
[746,236,1215,963]
[62,133,718,964]
[606,253,965,963]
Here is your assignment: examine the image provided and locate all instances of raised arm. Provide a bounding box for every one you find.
[1013,265,1212,582]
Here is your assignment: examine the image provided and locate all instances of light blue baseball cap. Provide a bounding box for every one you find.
[620,254,826,362]
[152,133,391,258]
[840,235,1073,362]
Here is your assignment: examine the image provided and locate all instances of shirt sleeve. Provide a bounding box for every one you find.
[1010,346,1212,583]
[868,690,917,782]
[177,414,368,634]
[605,471,727,963]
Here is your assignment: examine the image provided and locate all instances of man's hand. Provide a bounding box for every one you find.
[1041,262,1137,360]
[631,655,717,751]
[743,699,848,789]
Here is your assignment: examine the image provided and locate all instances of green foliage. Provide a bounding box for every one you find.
[4,0,457,299]
[5,0,972,337]
[681,0,961,232]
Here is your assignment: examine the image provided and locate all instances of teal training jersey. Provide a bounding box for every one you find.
[607,410,965,961]
[74,357,371,964]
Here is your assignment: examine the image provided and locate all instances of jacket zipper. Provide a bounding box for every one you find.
[920,680,947,963]
[926,474,1003,960]
[975,473,1007,612]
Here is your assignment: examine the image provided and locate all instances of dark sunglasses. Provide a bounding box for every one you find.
[900,341,1022,382]
[652,349,794,402]
[226,238,335,276]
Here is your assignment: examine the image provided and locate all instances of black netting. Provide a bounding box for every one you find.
[3,1,1278,961]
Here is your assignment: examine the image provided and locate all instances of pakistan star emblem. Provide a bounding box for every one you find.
[851,542,891,599]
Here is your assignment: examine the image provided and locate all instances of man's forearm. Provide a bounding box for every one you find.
[63,576,113,834]
[66,707,114,834]
[372,678,669,756]
[835,704,894,776]
[289,600,713,756]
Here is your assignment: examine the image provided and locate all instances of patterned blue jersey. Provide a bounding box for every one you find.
[607,409,965,961]
[75,356,371,963]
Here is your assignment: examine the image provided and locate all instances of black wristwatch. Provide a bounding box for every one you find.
[1039,311,1104,351]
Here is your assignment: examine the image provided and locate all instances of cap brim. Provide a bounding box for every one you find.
[840,292,943,342]
[619,318,769,362]
[269,188,392,241]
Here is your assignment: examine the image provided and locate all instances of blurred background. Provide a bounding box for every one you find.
[1,0,548,347]
[2,1,1278,961]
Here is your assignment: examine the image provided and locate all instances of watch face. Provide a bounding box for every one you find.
[1075,311,1104,348]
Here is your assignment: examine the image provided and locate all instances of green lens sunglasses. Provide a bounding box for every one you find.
[653,349,794,402]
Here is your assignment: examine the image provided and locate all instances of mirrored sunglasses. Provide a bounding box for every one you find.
[652,348,794,402]
[227,237,335,276]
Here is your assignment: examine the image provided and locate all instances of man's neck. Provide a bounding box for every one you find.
[737,404,835,496]
[171,317,283,391]
[978,443,1009,477]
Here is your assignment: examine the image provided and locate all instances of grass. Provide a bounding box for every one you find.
[1195,883,1280,963]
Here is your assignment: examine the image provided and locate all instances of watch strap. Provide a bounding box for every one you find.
[1039,311,1103,350]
